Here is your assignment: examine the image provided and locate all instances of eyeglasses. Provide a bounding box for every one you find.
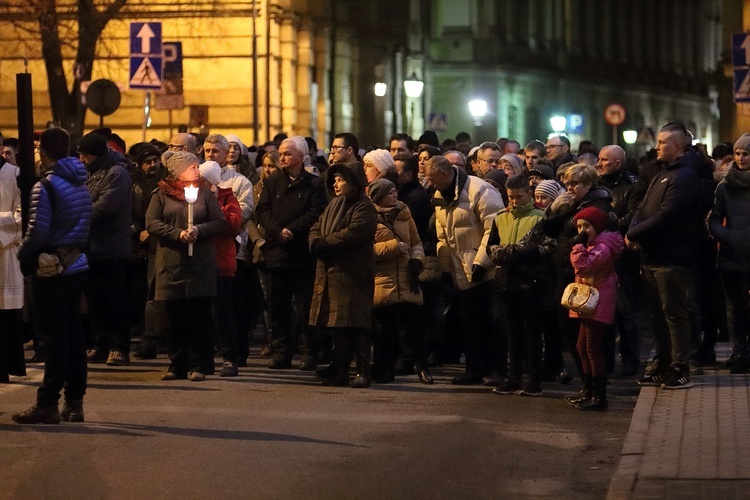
[168,144,188,151]
[479,158,501,165]
[564,181,580,189]
[546,144,564,150]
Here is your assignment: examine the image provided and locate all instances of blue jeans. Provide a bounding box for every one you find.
[642,265,692,372]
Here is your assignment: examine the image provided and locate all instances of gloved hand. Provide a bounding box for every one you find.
[470,264,487,283]
[572,231,589,246]
[407,258,424,276]
[490,245,515,265]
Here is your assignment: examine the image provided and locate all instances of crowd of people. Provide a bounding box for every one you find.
[1,120,746,424]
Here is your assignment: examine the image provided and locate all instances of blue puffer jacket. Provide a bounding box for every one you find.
[17,157,92,275]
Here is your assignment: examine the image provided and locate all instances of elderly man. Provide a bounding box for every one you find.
[596,145,641,377]
[256,136,328,370]
[627,123,702,389]
[203,134,256,375]
[473,141,503,180]
[423,156,505,385]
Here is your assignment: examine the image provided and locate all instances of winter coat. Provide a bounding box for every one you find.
[487,200,556,291]
[627,153,702,267]
[214,186,243,277]
[569,230,624,324]
[308,164,377,330]
[433,167,504,291]
[708,164,750,272]
[0,162,23,309]
[542,186,614,281]
[397,178,432,242]
[255,168,328,269]
[373,201,425,307]
[146,178,227,300]
[130,164,168,257]
[17,157,92,276]
[218,166,254,263]
[85,149,132,259]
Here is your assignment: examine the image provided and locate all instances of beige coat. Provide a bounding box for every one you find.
[373,202,424,306]
[0,164,23,309]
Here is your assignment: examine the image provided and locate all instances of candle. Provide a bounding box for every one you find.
[184,184,199,256]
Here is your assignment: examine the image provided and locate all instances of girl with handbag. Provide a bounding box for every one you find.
[568,207,624,411]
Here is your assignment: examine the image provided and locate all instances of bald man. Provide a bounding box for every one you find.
[167,133,198,155]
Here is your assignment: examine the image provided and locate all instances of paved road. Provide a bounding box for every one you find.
[0,354,637,499]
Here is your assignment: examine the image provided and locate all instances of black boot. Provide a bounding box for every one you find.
[576,377,608,411]
[60,399,84,422]
[321,331,350,386]
[12,404,60,425]
[566,375,592,406]
[351,329,372,388]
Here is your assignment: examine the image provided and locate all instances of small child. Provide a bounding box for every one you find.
[568,206,624,411]
[534,179,564,210]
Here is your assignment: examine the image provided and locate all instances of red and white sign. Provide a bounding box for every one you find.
[604,103,626,126]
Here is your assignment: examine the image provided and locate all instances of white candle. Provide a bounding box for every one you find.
[184,184,199,257]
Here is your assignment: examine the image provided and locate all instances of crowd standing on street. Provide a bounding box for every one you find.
[3,118,747,424]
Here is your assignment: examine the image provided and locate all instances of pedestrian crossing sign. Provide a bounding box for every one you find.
[129,56,162,90]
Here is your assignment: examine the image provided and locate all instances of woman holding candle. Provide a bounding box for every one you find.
[146,151,227,381]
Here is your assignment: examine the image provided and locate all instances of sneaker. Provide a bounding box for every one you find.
[492,379,521,395]
[661,372,694,390]
[688,360,703,376]
[188,371,206,382]
[11,404,60,425]
[219,361,239,377]
[518,382,543,396]
[106,350,130,366]
[637,373,666,387]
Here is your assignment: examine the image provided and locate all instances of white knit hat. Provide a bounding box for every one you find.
[225,134,247,155]
[199,160,222,186]
[363,149,396,173]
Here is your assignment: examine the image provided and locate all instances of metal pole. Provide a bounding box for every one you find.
[251,0,259,145]
[16,73,34,236]
[612,125,617,145]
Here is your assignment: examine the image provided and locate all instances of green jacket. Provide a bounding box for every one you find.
[492,200,544,245]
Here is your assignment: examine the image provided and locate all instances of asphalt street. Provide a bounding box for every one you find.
[0,353,637,499]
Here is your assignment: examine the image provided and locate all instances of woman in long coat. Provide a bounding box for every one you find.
[309,163,377,388]
[146,151,226,381]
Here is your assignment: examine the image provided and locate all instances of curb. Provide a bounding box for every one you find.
[606,386,657,500]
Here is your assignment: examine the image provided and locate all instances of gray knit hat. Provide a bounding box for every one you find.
[535,179,564,201]
[734,133,750,152]
[367,178,396,204]
[162,150,199,178]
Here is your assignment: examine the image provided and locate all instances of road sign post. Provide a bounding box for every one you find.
[604,103,626,144]
[129,22,163,91]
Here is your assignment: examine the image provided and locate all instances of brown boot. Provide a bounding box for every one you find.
[60,400,84,422]
[12,404,60,425]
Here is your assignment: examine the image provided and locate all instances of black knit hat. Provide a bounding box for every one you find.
[417,130,439,147]
[78,132,108,157]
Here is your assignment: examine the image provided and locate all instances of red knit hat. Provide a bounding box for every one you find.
[573,207,607,233]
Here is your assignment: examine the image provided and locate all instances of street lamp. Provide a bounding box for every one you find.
[622,129,638,145]
[468,99,487,125]
[403,72,424,137]
[550,115,567,133]
[374,82,387,97]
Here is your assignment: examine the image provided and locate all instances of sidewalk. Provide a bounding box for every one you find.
[607,346,750,499]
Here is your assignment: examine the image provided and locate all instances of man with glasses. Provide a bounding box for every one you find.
[328,132,359,166]
[444,150,467,170]
[474,142,503,180]
[167,133,198,155]
[546,135,576,174]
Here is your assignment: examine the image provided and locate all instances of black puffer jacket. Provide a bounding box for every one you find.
[708,164,750,271]
[627,153,701,267]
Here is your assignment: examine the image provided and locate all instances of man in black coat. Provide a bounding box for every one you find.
[393,153,432,241]
[626,122,701,390]
[256,136,328,370]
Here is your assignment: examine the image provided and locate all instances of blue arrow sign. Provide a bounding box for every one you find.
[129,56,163,90]
[732,32,750,68]
[734,68,750,103]
[130,22,162,57]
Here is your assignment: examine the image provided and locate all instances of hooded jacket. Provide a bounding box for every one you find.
[432,167,504,291]
[18,157,92,275]
[308,163,377,329]
[569,230,624,324]
[85,149,132,259]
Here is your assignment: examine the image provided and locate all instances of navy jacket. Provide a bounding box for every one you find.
[18,157,92,275]
[85,149,132,259]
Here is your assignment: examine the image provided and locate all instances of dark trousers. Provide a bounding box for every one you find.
[32,273,87,406]
[233,260,265,360]
[214,275,237,363]
[86,257,131,352]
[0,309,26,380]
[501,290,543,384]
[555,277,582,376]
[141,253,168,349]
[460,280,505,376]
[615,267,641,368]
[372,302,427,375]
[128,256,147,338]
[164,298,216,375]
[267,266,316,362]
[721,270,750,359]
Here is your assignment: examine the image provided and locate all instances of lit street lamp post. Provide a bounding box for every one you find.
[403,73,424,139]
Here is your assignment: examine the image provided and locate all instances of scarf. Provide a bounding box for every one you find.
[723,164,750,189]
[321,195,349,237]
[158,177,208,201]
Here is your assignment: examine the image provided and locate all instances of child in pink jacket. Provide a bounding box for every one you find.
[568,207,624,411]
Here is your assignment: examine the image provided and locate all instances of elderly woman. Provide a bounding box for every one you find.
[309,163,378,388]
[146,151,227,381]
[541,163,614,387]
[363,148,399,185]
[709,133,750,374]
[368,178,432,384]
[499,154,525,177]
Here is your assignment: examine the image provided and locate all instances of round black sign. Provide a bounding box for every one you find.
[86,79,121,116]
